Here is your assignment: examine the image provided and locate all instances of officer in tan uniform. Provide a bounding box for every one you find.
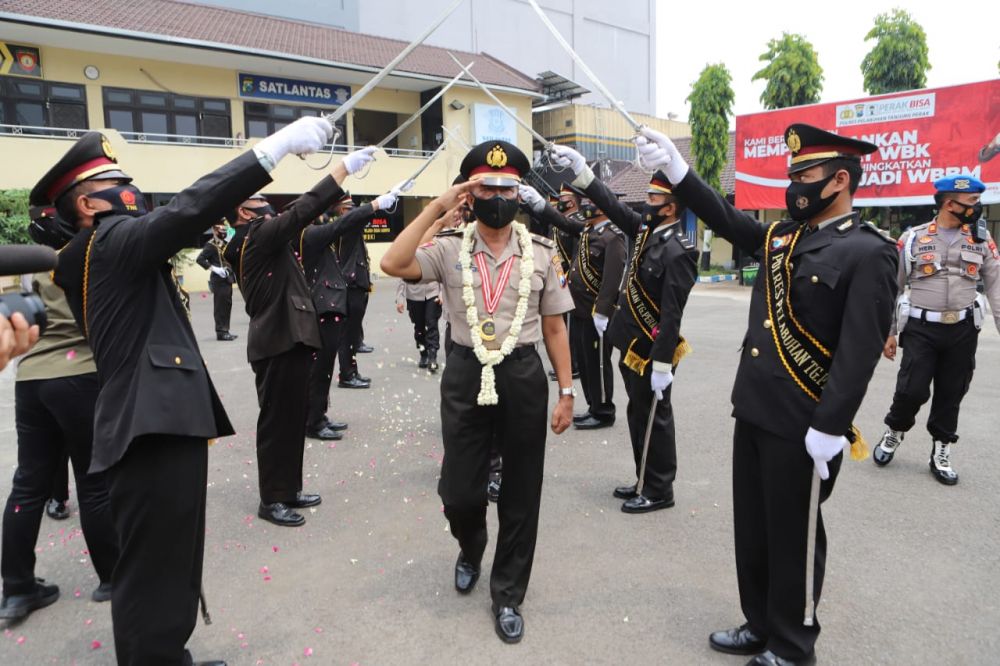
[395,278,442,372]
[874,175,1000,484]
[381,140,574,645]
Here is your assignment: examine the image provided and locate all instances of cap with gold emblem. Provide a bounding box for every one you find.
[30,131,132,206]
[784,123,877,175]
[459,140,530,187]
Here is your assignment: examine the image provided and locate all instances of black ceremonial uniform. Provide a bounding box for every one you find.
[235,177,345,509]
[582,175,698,502]
[674,166,897,660]
[44,133,270,664]
[336,206,374,383]
[195,236,236,337]
[299,207,372,433]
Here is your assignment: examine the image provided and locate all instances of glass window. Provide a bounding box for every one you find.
[14,101,44,127]
[174,114,197,137]
[49,102,87,129]
[203,100,227,112]
[173,97,197,109]
[49,85,83,100]
[14,81,42,97]
[106,90,132,104]
[108,109,134,133]
[102,87,231,141]
[246,119,269,138]
[201,114,229,138]
[139,93,167,107]
[0,76,88,135]
[243,103,339,140]
[272,105,296,119]
[140,112,169,135]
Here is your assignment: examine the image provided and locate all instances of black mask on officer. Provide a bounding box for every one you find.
[947,199,983,223]
[473,195,520,229]
[87,184,148,221]
[556,200,573,213]
[29,215,77,249]
[642,203,670,229]
[784,172,839,222]
[244,204,275,220]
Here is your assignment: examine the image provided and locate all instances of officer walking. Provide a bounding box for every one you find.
[874,175,1000,484]
[395,278,443,373]
[195,222,238,341]
[637,124,897,665]
[36,118,330,664]
[381,140,574,644]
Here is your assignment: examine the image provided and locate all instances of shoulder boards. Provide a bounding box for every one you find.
[674,233,698,251]
[860,222,896,244]
[531,233,556,248]
[434,228,462,237]
[607,224,625,236]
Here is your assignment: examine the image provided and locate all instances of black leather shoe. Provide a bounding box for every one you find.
[428,355,439,374]
[338,376,371,389]
[46,498,69,520]
[323,418,348,431]
[306,426,343,441]
[574,415,614,430]
[216,332,238,341]
[0,578,59,619]
[709,623,767,655]
[492,604,524,643]
[621,494,674,514]
[454,552,480,594]
[257,502,305,527]
[613,484,638,499]
[487,476,501,503]
[418,350,429,368]
[287,492,322,508]
[355,373,372,383]
[572,410,591,423]
[194,661,227,666]
[183,649,228,666]
[746,650,815,666]
[91,581,112,602]
[357,343,374,353]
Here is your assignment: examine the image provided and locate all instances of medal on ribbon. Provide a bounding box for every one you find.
[473,251,515,344]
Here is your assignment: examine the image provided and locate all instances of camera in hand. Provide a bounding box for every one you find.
[0,244,58,335]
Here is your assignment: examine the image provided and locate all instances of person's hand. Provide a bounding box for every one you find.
[0,312,40,371]
[518,184,545,213]
[255,116,333,164]
[551,394,572,434]
[396,302,405,314]
[342,146,378,175]
[593,313,609,335]
[435,181,475,216]
[804,427,847,480]
[650,366,673,400]
[210,266,228,278]
[374,191,397,211]
[636,126,688,183]
[883,335,897,361]
[549,145,588,177]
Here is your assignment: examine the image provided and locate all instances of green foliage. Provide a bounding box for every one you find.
[752,32,824,110]
[0,189,32,245]
[861,8,931,94]
[687,63,734,194]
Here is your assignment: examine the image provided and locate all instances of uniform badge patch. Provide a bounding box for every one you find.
[551,254,567,288]
[771,233,793,250]
[968,264,978,276]
[420,241,435,248]
[922,265,934,275]
[919,236,932,244]
[990,239,999,260]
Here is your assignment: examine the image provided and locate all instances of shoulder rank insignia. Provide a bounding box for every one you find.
[531,233,556,248]
[435,228,462,237]
[837,219,853,231]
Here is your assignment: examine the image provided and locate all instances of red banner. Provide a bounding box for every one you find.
[735,79,1000,209]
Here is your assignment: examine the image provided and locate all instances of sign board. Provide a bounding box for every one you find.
[472,103,518,145]
[238,72,350,107]
[0,42,42,78]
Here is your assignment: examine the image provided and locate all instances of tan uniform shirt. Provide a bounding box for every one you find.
[414,226,574,350]
[892,218,1000,334]
[17,272,96,381]
[395,278,440,303]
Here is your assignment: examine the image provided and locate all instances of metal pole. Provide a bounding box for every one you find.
[635,393,659,496]
[803,471,821,626]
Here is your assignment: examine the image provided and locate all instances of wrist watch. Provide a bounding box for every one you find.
[559,387,576,398]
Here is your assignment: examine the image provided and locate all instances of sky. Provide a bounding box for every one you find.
[654,0,1000,121]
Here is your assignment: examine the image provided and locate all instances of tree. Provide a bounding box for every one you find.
[860,9,931,94]
[0,189,31,245]
[686,63,734,194]
[752,32,823,110]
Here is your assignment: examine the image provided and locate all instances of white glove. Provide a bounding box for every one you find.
[374,191,398,211]
[593,313,609,335]
[650,366,673,401]
[210,266,228,278]
[254,116,333,167]
[518,184,545,213]
[636,126,689,184]
[549,145,594,187]
[342,146,378,176]
[804,427,847,480]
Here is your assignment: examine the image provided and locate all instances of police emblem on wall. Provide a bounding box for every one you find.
[0,42,43,78]
[486,145,508,169]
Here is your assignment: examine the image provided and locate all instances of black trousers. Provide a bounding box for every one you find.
[619,363,676,499]
[251,345,312,503]
[338,287,368,380]
[208,277,233,334]
[2,374,118,597]
[106,434,207,666]
[306,315,345,431]
[406,297,442,355]
[570,314,615,421]
[439,345,547,607]
[884,317,978,443]
[51,451,70,503]
[732,419,842,661]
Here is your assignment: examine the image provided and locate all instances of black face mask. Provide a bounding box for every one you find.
[641,203,669,228]
[461,205,476,223]
[785,172,839,222]
[29,216,77,249]
[245,204,275,220]
[473,195,520,229]
[88,184,148,220]
[948,200,983,223]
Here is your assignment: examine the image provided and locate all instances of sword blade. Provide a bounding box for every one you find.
[405,138,450,183]
[378,63,474,149]
[324,0,466,126]
[598,331,606,404]
[526,0,643,132]
[635,392,659,496]
[803,471,821,626]
[441,124,471,151]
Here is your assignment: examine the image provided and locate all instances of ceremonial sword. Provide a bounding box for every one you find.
[803,470,821,626]
[376,63,475,151]
[598,331,606,405]
[441,124,471,151]
[635,392,659,496]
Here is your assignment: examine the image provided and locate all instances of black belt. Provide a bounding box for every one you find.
[449,343,537,361]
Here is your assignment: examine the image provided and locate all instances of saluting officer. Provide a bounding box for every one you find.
[637,124,897,665]
[35,118,331,664]
[195,222,238,341]
[381,140,574,644]
[551,146,699,513]
[874,175,1000,484]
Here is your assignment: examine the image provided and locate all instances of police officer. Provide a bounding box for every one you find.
[334,194,375,388]
[195,222,238,341]
[395,278,442,372]
[36,118,331,664]
[1,212,119,620]
[381,140,574,644]
[637,124,897,665]
[230,147,377,528]
[521,183,626,430]
[874,175,1000,484]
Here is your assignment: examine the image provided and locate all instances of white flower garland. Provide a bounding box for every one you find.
[460,221,534,405]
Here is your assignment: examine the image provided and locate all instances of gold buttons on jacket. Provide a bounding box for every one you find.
[750,348,759,357]
[811,275,819,284]
[174,356,182,365]
[763,320,772,329]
